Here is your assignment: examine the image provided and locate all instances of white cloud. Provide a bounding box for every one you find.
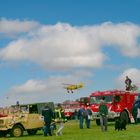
[0,71,91,106]
[0,18,40,37]
[97,22,140,57]
[116,68,140,89]
[11,80,47,93]
[0,21,140,71]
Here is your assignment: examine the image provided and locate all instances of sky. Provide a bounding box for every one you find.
[0,0,140,107]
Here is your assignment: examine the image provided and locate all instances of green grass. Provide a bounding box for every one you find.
[1,120,140,140]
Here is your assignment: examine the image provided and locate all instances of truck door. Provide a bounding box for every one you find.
[113,94,126,112]
[24,114,44,129]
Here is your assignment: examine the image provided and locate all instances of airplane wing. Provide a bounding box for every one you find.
[62,83,74,86]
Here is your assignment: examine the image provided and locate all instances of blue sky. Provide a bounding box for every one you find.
[0,0,140,106]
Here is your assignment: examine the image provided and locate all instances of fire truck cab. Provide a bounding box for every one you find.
[90,90,140,125]
[79,97,90,106]
[61,101,80,119]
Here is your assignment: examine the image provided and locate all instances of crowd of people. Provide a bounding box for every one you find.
[40,75,140,137]
[41,103,94,137]
[41,99,108,137]
[41,102,95,137]
[78,97,108,132]
[42,103,66,137]
[78,104,92,129]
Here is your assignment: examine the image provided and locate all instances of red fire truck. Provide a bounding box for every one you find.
[89,90,140,125]
[79,97,90,106]
[61,101,80,119]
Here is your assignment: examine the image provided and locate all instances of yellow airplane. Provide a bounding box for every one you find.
[62,83,84,93]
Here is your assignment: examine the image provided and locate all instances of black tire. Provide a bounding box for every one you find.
[27,129,37,135]
[0,131,7,137]
[120,111,129,124]
[96,119,100,126]
[10,124,24,137]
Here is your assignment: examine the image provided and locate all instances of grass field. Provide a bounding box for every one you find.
[1,120,140,140]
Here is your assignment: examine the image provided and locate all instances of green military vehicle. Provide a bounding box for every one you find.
[0,102,54,137]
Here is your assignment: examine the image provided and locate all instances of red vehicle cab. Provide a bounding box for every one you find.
[79,97,90,107]
[90,90,139,125]
[61,101,80,119]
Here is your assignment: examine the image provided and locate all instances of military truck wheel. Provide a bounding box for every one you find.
[10,125,24,137]
[27,129,37,135]
[96,119,100,126]
[120,111,129,124]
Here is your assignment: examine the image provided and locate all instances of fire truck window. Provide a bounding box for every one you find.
[21,106,29,113]
[104,96,113,103]
[114,95,121,103]
[90,96,112,104]
[90,97,96,104]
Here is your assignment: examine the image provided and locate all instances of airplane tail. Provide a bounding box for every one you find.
[79,83,84,88]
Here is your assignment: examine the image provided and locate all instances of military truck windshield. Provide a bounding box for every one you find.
[90,95,113,104]
[20,106,29,113]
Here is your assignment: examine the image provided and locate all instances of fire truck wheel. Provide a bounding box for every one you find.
[96,119,100,126]
[10,124,24,137]
[120,111,129,124]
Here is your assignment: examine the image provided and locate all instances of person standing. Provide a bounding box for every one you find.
[78,105,85,129]
[55,104,65,136]
[132,98,140,124]
[132,104,138,124]
[85,105,92,128]
[42,105,53,136]
[99,97,108,132]
[125,76,132,91]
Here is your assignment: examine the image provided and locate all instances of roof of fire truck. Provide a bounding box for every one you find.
[62,101,80,105]
[90,90,138,97]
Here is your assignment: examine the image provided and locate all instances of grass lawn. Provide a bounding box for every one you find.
[1,120,140,140]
